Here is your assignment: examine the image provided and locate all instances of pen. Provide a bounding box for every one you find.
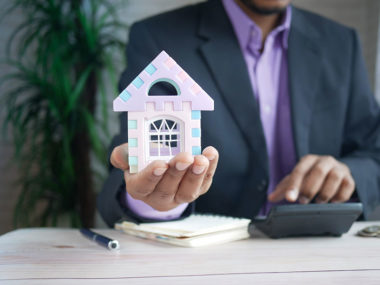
[80,228,120,251]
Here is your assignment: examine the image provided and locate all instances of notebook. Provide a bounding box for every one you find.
[115,214,251,247]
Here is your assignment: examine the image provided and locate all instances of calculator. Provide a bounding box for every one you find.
[249,203,363,238]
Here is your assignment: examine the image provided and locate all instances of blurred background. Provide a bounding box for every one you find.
[1,0,380,234]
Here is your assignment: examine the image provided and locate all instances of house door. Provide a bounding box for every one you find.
[146,117,183,163]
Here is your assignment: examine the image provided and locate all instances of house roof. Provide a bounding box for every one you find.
[113,51,214,112]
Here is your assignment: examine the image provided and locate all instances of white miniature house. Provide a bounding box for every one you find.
[113,51,214,173]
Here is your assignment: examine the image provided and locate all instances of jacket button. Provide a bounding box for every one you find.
[258,180,267,192]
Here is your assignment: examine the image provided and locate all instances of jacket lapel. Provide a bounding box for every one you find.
[288,8,322,159]
[198,0,268,160]
[197,3,323,173]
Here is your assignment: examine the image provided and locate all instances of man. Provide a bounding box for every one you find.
[98,0,380,226]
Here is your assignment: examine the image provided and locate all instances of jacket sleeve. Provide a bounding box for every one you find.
[339,30,380,219]
[97,22,193,227]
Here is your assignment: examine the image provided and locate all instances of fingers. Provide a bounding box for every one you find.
[269,154,356,205]
[330,175,356,203]
[314,166,346,203]
[298,156,336,204]
[125,160,169,200]
[122,147,219,212]
[175,155,210,204]
[146,152,194,210]
[110,143,130,171]
[268,154,318,202]
[200,146,219,195]
[299,158,355,204]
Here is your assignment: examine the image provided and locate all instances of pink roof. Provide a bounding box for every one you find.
[113,51,214,112]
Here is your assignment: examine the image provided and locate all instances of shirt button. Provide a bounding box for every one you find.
[264,105,271,114]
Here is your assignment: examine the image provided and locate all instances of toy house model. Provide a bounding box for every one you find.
[113,51,214,173]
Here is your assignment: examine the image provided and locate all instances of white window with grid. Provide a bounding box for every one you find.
[145,117,183,163]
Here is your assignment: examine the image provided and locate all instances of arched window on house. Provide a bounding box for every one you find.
[147,117,182,162]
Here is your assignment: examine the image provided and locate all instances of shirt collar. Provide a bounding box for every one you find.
[222,0,292,52]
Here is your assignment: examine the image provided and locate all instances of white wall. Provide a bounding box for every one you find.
[376,11,380,102]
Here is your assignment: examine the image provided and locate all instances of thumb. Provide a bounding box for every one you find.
[110,143,130,171]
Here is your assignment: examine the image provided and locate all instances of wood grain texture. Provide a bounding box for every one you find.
[1,271,380,285]
[0,222,379,284]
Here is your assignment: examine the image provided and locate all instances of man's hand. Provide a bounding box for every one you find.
[268,155,355,204]
[110,143,219,211]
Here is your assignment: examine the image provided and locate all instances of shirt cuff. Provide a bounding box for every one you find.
[125,192,188,221]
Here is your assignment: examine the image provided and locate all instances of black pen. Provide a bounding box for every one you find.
[80,228,120,251]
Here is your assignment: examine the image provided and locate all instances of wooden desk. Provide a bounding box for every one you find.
[1,222,379,284]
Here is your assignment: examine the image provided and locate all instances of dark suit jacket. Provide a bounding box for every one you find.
[97,0,380,227]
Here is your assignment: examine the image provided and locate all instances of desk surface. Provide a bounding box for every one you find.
[0,222,379,284]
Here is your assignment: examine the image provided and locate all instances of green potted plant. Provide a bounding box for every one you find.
[1,0,126,227]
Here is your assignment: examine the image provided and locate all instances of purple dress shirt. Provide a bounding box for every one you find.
[223,0,297,215]
[125,0,297,219]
